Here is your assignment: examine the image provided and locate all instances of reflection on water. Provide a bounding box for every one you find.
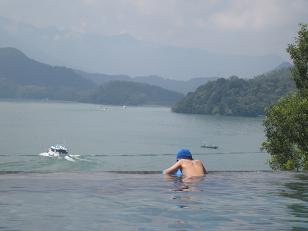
[280,174,308,230]
[0,171,308,230]
[163,175,207,229]
[283,174,308,202]
[163,172,308,231]
[164,174,205,192]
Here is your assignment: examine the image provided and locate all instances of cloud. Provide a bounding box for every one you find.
[81,0,97,6]
[207,0,306,31]
[0,0,307,57]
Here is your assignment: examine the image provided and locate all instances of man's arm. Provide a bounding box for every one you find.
[163,160,181,174]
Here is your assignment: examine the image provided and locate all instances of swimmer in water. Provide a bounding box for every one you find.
[163,148,207,177]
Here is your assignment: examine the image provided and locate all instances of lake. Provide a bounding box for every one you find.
[0,100,268,172]
[0,101,307,230]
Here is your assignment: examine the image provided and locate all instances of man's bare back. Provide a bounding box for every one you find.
[180,159,206,176]
[163,149,207,177]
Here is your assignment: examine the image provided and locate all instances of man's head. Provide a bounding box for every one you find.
[176,148,193,161]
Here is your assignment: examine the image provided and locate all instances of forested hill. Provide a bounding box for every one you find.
[172,67,295,116]
[88,81,184,106]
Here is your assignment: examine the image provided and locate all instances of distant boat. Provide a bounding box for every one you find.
[201,144,218,149]
[47,144,69,157]
[39,144,77,162]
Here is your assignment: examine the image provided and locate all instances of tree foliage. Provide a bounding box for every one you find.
[287,24,308,97]
[262,93,308,170]
[262,24,308,171]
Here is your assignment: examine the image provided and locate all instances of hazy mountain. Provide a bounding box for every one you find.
[0,47,183,105]
[273,62,292,70]
[0,47,95,89]
[75,70,131,85]
[77,70,217,94]
[132,75,218,94]
[89,81,183,106]
[0,16,285,80]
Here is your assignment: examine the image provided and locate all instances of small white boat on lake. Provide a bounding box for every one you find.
[47,144,68,157]
[201,143,218,149]
[39,144,78,162]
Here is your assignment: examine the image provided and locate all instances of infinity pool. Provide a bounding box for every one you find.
[0,171,307,231]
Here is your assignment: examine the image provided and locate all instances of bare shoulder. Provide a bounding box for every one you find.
[181,159,203,164]
[192,159,204,164]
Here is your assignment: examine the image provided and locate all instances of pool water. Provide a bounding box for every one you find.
[0,171,307,231]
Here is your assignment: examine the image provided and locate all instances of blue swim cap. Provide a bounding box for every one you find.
[176,148,193,160]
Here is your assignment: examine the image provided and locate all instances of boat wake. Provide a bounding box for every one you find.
[38,144,91,162]
[39,152,84,162]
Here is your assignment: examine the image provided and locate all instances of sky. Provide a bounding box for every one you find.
[0,0,307,59]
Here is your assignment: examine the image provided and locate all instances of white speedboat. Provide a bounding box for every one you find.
[47,144,69,157]
[39,145,82,162]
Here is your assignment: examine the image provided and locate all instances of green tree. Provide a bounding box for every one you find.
[262,93,308,170]
[287,23,308,97]
[262,24,308,171]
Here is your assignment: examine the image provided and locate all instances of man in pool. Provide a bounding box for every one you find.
[163,148,207,177]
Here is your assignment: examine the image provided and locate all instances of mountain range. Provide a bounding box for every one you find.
[0,47,294,115]
[0,47,183,105]
[0,47,94,89]
[76,70,217,94]
[0,16,285,80]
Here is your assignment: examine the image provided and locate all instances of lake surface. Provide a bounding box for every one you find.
[0,100,268,172]
[0,101,307,230]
